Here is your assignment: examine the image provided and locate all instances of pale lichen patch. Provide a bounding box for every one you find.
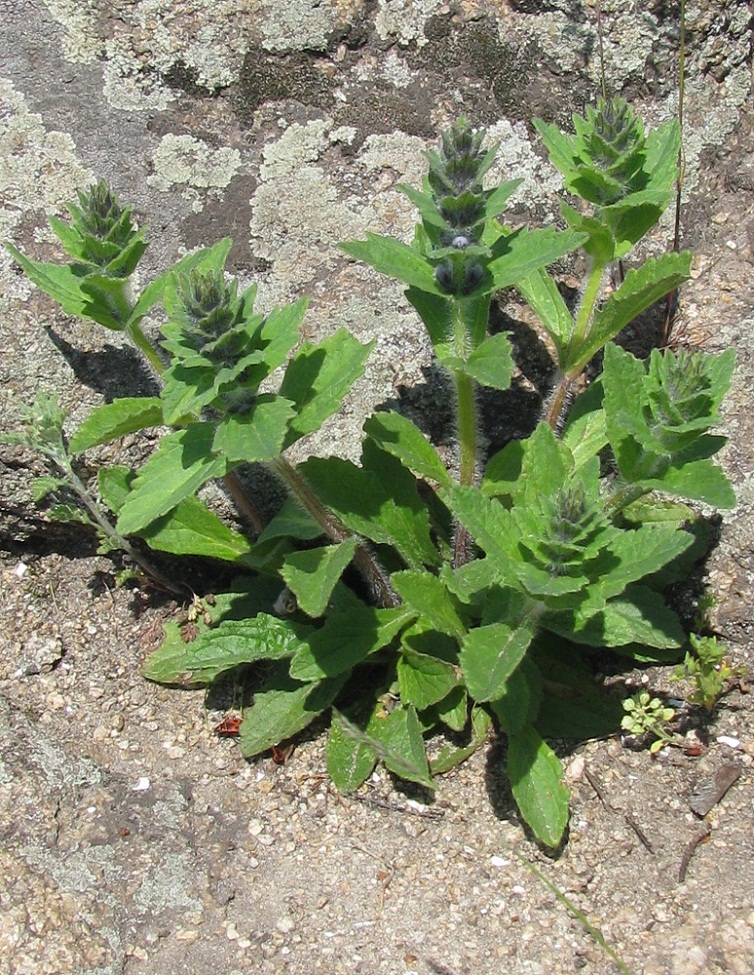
[375,0,448,48]
[0,79,93,303]
[147,134,242,212]
[41,0,103,64]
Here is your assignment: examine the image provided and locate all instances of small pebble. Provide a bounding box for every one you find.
[275,916,295,934]
[716,735,740,749]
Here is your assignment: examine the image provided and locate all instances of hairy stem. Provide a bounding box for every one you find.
[542,371,579,432]
[571,257,607,351]
[268,456,399,609]
[60,457,185,595]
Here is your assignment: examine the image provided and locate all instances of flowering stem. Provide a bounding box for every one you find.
[120,310,266,534]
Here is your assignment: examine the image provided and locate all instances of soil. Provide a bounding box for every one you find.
[1,3,753,974]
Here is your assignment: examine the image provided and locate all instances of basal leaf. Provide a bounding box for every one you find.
[544,584,684,649]
[289,604,414,682]
[141,613,305,685]
[280,538,359,618]
[301,455,438,570]
[327,706,379,792]
[482,439,524,499]
[69,398,163,453]
[391,570,466,639]
[638,459,736,508]
[488,657,542,735]
[397,646,460,710]
[239,663,347,758]
[140,495,256,561]
[507,724,569,848]
[430,705,492,774]
[336,705,434,790]
[116,423,226,535]
[424,685,469,733]
[256,497,323,543]
[460,620,535,702]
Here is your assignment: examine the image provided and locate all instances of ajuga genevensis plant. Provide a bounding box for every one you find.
[5,100,734,847]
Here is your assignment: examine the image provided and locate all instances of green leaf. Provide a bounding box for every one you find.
[239,663,347,757]
[487,227,586,291]
[327,706,379,792]
[212,395,296,464]
[637,460,736,508]
[280,538,359,618]
[116,423,226,535]
[563,252,692,373]
[560,379,607,469]
[544,585,684,649]
[458,332,514,391]
[482,440,524,499]
[289,605,414,682]
[392,571,466,639]
[281,329,373,448]
[141,613,304,685]
[483,178,524,218]
[460,620,535,702]
[340,234,443,294]
[397,646,460,710]
[30,475,66,502]
[140,495,256,561]
[5,244,127,330]
[516,266,574,359]
[488,658,542,735]
[594,524,695,601]
[256,497,323,544]
[443,485,519,577]
[507,724,569,848]
[69,398,163,453]
[300,455,438,570]
[364,411,451,487]
[334,705,434,790]
[424,685,469,733]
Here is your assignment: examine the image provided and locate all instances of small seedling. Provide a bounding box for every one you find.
[621,690,678,753]
[671,634,744,709]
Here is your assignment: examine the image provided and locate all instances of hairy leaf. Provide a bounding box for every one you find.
[397,646,460,710]
[280,538,359,618]
[508,725,569,848]
[70,398,163,453]
[460,620,535,702]
[281,330,373,448]
[289,605,414,682]
[116,423,226,535]
[141,613,305,685]
[365,411,452,487]
[239,664,347,758]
